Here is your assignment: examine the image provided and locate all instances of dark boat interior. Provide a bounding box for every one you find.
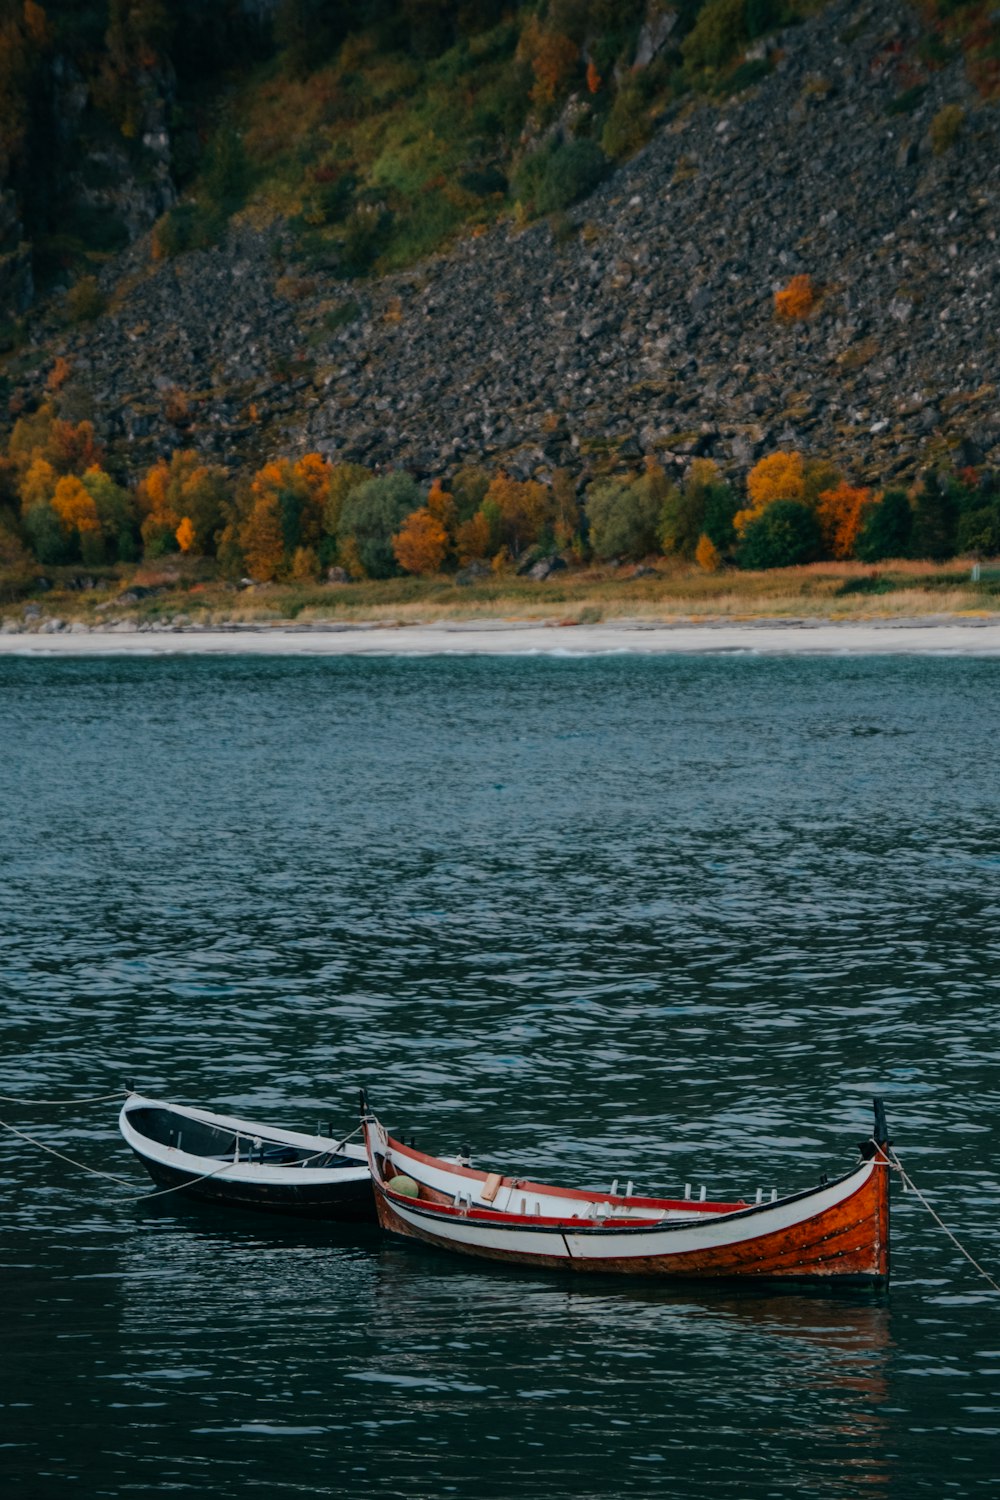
[128,1106,359,1170]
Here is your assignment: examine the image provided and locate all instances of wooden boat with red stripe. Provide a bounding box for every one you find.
[361,1097,891,1285]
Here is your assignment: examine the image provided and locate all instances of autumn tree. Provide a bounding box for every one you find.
[735,450,806,535]
[18,455,57,512]
[175,515,195,553]
[138,450,229,557]
[483,473,554,559]
[455,509,496,566]
[240,491,286,581]
[695,533,721,571]
[82,465,138,561]
[517,17,578,108]
[392,507,449,575]
[774,274,816,321]
[8,403,103,478]
[816,481,869,560]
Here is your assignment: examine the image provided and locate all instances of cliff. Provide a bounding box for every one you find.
[5,0,1000,490]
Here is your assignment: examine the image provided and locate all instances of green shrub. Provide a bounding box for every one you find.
[338,471,422,577]
[737,500,821,568]
[855,490,913,562]
[23,503,74,565]
[155,202,224,257]
[514,138,608,217]
[600,85,650,159]
[323,298,361,332]
[64,276,106,324]
[586,473,663,560]
[746,0,783,39]
[886,84,928,116]
[341,204,392,274]
[718,56,772,94]
[204,127,252,214]
[929,104,964,155]
[682,0,748,73]
[910,472,958,560]
[957,504,1000,555]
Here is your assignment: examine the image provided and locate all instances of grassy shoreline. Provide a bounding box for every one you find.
[3,558,997,632]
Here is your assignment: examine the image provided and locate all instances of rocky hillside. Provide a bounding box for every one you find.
[10,0,1000,489]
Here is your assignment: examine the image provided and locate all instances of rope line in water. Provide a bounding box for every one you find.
[0,1090,127,1107]
[0,1117,135,1186]
[881,1145,1000,1296]
[1,1116,364,1201]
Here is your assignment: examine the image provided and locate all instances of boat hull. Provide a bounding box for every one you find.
[131,1151,375,1220]
[120,1094,376,1222]
[364,1120,890,1284]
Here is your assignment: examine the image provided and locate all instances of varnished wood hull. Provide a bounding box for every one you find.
[364,1120,890,1284]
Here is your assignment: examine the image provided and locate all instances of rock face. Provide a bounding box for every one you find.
[33,0,1000,485]
[0,189,34,317]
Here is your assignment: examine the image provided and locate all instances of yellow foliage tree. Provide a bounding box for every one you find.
[176,515,196,553]
[18,455,57,513]
[51,474,100,536]
[392,507,449,575]
[736,451,806,534]
[290,545,320,582]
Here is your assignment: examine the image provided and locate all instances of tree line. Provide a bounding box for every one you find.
[1,401,997,585]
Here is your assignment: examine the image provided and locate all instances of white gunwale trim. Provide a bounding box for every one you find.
[120,1093,369,1185]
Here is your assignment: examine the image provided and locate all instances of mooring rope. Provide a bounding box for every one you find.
[0,1117,135,1186]
[880,1145,1000,1296]
[0,1114,364,1202]
[0,1089,127,1106]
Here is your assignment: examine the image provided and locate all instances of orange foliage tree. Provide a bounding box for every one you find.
[8,403,103,477]
[249,454,330,559]
[774,274,816,321]
[455,510,494,566]
[518,18,579,107]
[240,493,285,581]
[695,533,721,572]
[816,482,870,560]
[586,59,601,94]
[138,451,229,556]
[392,507,449,575]
[484,473,553,558]
[175,515,196,553]
[426,477,456,533]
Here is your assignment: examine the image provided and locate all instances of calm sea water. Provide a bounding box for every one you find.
[1,654,999,1499]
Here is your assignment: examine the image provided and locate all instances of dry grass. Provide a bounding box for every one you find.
[5,557,995,629]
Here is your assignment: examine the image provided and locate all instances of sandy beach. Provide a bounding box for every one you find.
[3,618,1000,655]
